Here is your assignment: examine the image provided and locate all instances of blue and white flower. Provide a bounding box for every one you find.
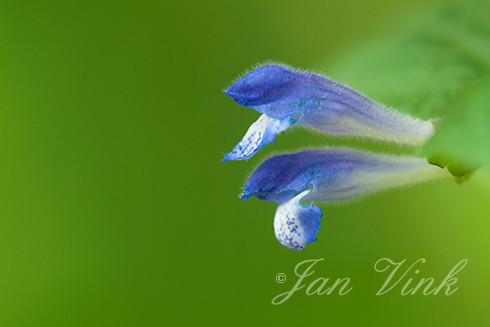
[223,64,434,161]
[243,148,451,250]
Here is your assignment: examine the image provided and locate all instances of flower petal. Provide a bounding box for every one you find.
[222,114,290,161]
[224,64,434,160]
[274,190,322,250]
[242,147,451,203]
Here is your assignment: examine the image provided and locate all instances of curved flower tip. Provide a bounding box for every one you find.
[274,190,322,250]
[225,64,297,108]
[223,63,434,161]
[222,114,290,161]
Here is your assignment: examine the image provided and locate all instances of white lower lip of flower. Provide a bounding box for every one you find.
[274,190,322,251]
[223,114,290,161]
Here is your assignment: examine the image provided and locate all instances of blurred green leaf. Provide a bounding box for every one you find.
[424,77,490,166]
[326,0,490,166]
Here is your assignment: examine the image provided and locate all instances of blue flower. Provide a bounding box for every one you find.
[223,64,434,161]
[242,148,451,250]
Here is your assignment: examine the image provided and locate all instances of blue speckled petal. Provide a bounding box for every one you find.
[222,114,290,161]
[274,190,322,250]
[242,148,451,203]
[224,64,434,160]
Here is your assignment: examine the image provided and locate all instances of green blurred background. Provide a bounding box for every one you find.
[0,0,488,326]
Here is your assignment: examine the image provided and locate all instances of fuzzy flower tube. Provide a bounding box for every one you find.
[223,64,435,161]
[243,148,452,250]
